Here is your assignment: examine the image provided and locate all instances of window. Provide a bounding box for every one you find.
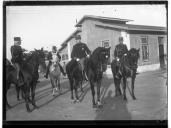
[102,40,111,65]
[62,54,68,60]
[102,40,110,48]
[62,54,65,60]
[65,54,68,60]
[141,36,149,61]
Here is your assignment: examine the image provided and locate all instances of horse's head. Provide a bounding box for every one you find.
[6,58,11,67]
[80,44,91,57]
[95,47,111,72]
[34,48,46,72]
[127,48,140,69]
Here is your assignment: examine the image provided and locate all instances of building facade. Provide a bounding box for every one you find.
[59,15,167,72]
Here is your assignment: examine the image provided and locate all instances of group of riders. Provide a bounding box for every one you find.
[10,35,128,87]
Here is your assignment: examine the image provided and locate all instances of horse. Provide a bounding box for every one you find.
[66,59,83,103]
[5,52,34,104]
[49,60,62,96]
[5,58,24,108]
[111,48,140,101]
[6,49,46,112]
[66,45,91,103]
[85,47,111,108]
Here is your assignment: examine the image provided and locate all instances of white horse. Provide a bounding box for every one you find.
[49,52,62,96]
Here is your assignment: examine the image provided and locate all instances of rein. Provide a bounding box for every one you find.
[122,54,138,74]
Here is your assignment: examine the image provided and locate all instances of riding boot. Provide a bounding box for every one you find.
[115,69,122,79]
[44,62,50,79]
[84,70,88,81]
[44,69,49,79]
[58,64,66,76]
[18,74,24,87]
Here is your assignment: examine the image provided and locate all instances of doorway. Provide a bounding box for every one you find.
[158,37,165,68]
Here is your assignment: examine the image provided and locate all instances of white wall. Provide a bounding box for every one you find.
[121,30,130,50]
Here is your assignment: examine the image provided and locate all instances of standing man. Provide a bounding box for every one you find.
[71,35,91,81]
[44,46,66,79]
[114,36,128,79]
[10,37,24,86]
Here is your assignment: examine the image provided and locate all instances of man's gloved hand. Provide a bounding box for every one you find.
[124,53,127,56]
[87,54,90,58]
[116,57,120,61]
[76,58,80,61]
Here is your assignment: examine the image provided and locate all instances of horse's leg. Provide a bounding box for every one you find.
[31,82,39,109]
[131,77,136,100]
[114,78,119,97]
[24,82,31,112]
[58,78,62,94]
[21,87,25,99]
[114,77,119,96]
[74,80,79,103]
[15,85,21,101]
[68,76,74,101]
[71,80,74,102]
[50,77,55,96]
[122,77,127,101]
[90,80,96,108]
[118,79,122,96]
[54,78,57,91]
[6,83,11,109]
[97,80,102,108]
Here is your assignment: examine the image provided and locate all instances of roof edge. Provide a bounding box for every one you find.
[75,15,133,27]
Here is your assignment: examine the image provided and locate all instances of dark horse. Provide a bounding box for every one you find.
[66,44,91,103]
[5,52,33,106]
[5,58,23,108]
[111,48,140,101]
[6,49,46,112]
[85,47,111,108]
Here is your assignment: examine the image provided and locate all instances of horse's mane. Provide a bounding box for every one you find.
[127,48,140,58]
[90,47,106,63]
[6,58,15,71]
[24,51,37,63]
[120,48,140,67]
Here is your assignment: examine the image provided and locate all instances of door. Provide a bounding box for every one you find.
[158,37,165,68]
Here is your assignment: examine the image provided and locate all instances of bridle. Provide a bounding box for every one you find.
[121,53,138,75]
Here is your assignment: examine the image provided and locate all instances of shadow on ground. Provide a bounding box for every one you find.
[94,76,132,120]
[95,90,132,120]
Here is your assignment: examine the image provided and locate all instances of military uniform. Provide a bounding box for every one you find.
[11,45,23,64]
[71,35,91,80]
[114,43,128,59]
[10,37,24,86]
[71,43,91,59]
[114,37,128,79]
[44,50,65,78]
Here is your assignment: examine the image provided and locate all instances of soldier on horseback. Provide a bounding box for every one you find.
[114,36,128,79]
[44,46,66,78]
[10,37,25,86]
[71,35,91,81]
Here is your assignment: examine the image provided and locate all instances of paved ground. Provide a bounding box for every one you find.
[5,69,167,120]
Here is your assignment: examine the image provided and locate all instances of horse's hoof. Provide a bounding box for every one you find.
[34,105,39,109]
[133,97,136,100]
[123,97,127,101]
[7,105,12,109]
[27,109,31,113]
[71,99,75,103]
[97,102,103,108]
[93,104,97,108]
[76,99,80,103]
[115,94,118,97]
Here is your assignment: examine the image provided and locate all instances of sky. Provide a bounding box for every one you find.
[6,4,167,59]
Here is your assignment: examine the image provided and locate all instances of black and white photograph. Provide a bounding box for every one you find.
[3,1,168,126]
